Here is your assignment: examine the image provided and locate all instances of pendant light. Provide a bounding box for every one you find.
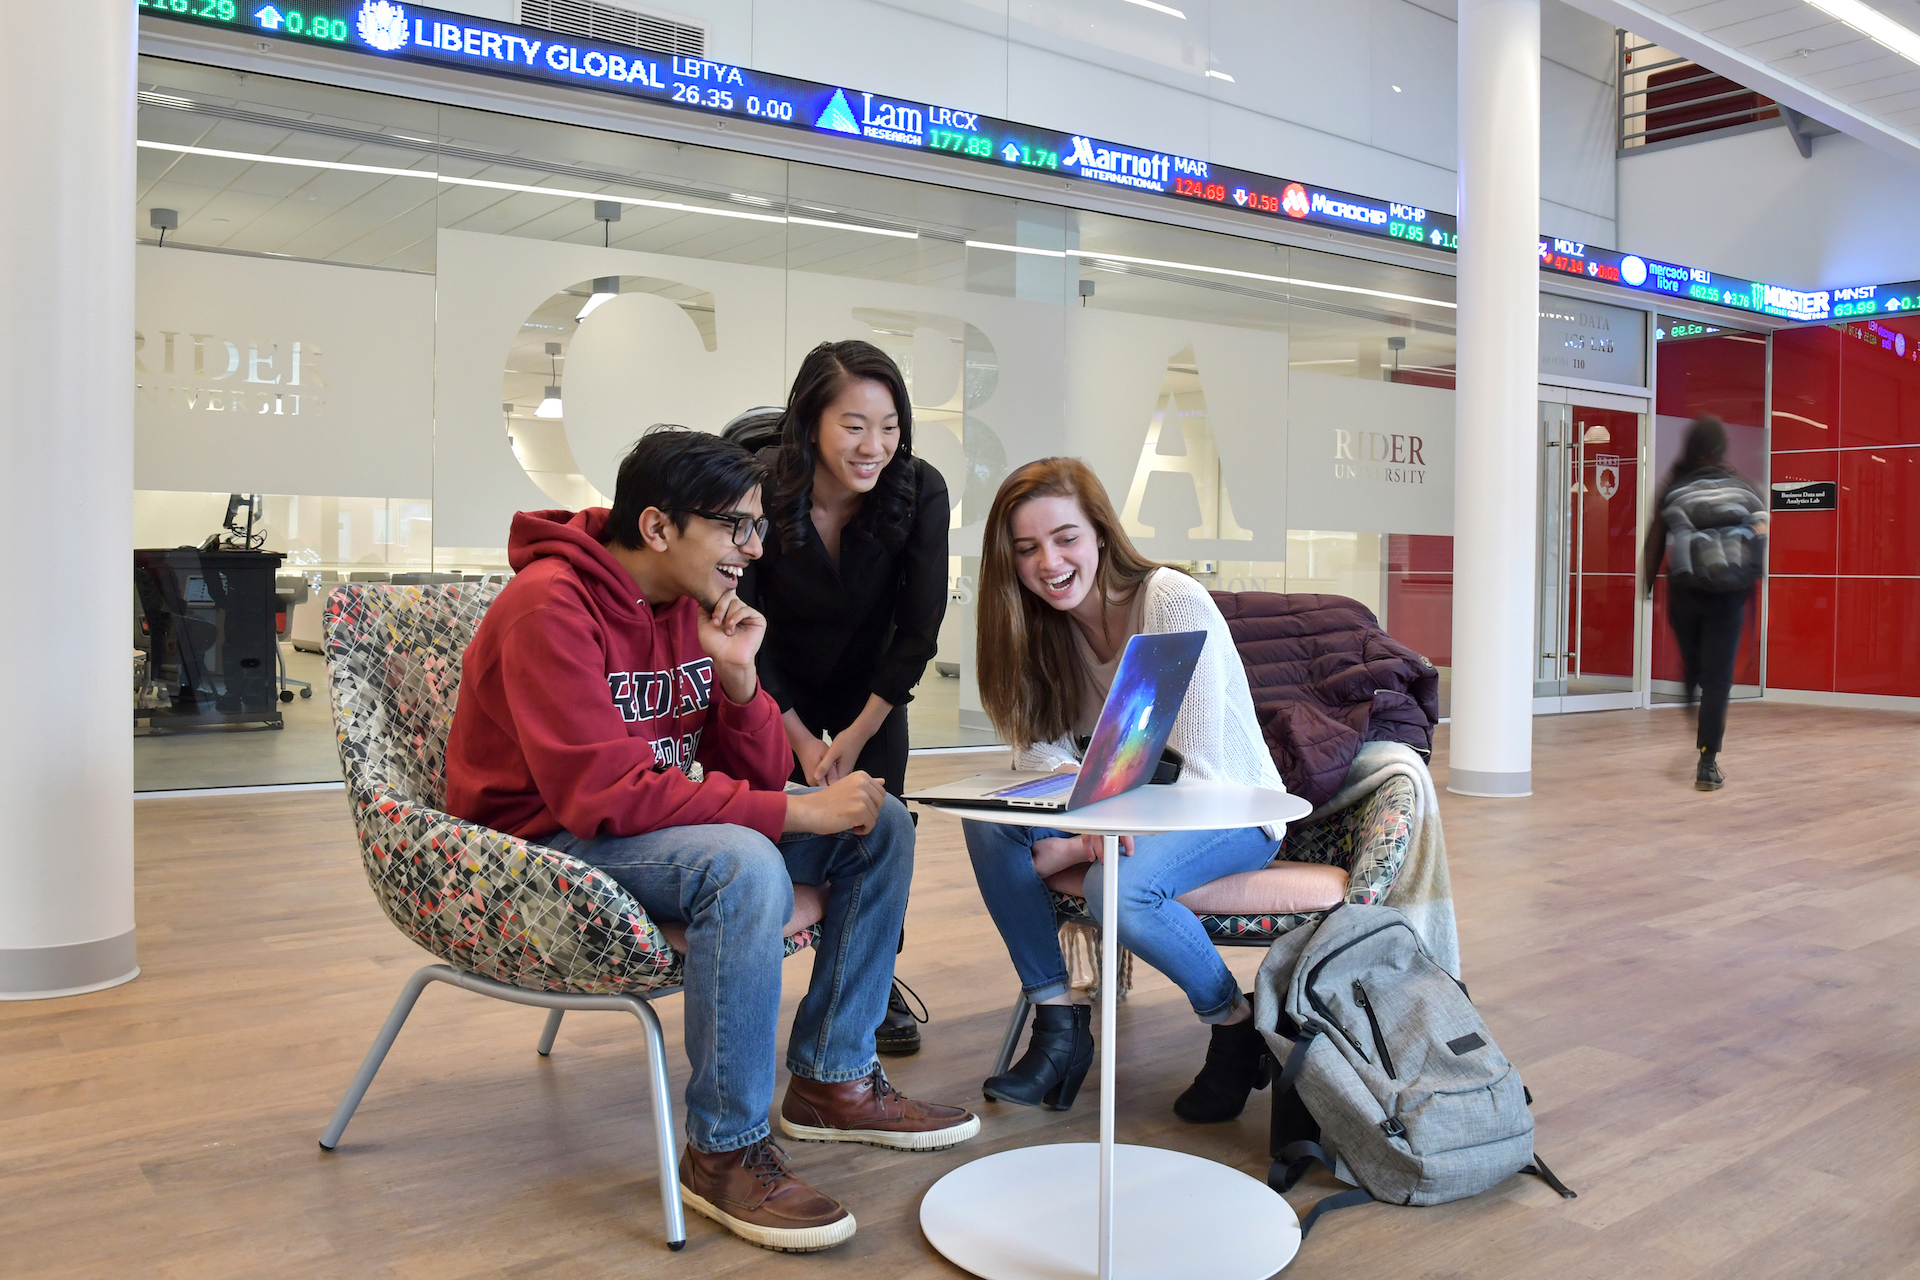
[534,342,564,419]
[577,275,620,321]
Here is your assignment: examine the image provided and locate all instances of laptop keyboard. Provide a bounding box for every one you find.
[987,773,1076,800]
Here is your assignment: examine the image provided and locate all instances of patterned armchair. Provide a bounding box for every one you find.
[316,582,820,1252]
[1046,773,1417,941]
[988,771,1419,1078]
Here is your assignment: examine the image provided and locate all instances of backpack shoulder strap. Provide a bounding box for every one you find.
[1524,1153,1578,1199]
[1268,1141,1375,1237]
[1299,1188,1375,1238]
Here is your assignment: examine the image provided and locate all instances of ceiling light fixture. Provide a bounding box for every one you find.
[135,141,930,239]
[789,215,919,238]
[577,276,620,321]
[960,240,1456,309]
[1206,69,1235,82]
[965,239,1067,257]
[534,342,564,419]
[1803,0,1920,65]
[1078,248,1458,310]
[1122,0,1187,16]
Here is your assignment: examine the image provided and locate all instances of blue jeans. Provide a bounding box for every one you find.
[546,794,914,1153]
[964,820,1278,1023]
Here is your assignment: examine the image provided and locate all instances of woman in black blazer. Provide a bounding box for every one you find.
[738,339,951,1053]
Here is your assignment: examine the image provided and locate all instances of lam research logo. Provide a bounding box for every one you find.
[356,1,410,52]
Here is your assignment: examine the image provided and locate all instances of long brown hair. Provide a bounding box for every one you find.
[977,458,1173,750]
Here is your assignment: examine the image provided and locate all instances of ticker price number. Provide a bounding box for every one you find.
[931,129,993,157]
[1175,177,1227,202]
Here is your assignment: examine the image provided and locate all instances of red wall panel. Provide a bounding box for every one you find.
[1838,447,1920,577]
[1765,576,1837,692]
[1837,317,1920,450]
[1770,325,1840,451]
[1836,578,1920,696]
[1768,449,1838,577]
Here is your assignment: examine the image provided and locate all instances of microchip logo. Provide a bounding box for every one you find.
[1280,182,1309,219]
[356,1,410,52]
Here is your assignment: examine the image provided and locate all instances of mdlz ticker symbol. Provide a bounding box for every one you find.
[815,89,861,135]
[356,0,410,52]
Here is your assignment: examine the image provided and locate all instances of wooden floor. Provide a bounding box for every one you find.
[7,703,1919,1278]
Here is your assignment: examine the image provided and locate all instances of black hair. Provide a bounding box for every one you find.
[604,424,766,549]
[1674,415,1729,479]
[766,340,916,553]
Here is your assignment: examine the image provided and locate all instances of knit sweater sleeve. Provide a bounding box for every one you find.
[1142,569,1286,791]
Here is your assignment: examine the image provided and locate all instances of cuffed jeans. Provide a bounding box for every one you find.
[545,793,913,1153]
[964,819,1279,1023]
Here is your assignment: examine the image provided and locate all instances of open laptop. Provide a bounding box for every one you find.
[906,630,1207,813]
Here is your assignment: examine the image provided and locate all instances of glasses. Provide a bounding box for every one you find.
[671,508,770,547]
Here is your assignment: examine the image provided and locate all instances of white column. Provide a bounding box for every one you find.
[0,2,138,996]
[1449,0,1540,798]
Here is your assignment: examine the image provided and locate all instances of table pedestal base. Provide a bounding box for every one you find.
[919,1142,1299,1280]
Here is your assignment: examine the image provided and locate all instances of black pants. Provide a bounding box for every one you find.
[1667,584,1750,754]
[786,692,911,798]
[790,692,914,975]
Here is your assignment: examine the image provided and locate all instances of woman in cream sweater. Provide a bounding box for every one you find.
[965,457,1285,1121]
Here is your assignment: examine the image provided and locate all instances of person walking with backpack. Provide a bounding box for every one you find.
[1642,416,1767,791]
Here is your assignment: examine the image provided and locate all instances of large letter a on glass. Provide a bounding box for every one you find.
[1120,345,1251,541]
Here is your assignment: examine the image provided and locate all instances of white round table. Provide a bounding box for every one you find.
[917,780,1313,1280]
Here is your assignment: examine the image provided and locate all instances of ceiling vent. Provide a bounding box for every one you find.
[519,0,706,58]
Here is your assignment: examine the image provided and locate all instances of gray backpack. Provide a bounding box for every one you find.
[1254,904,1574,1235]
[1663,474,1765,593]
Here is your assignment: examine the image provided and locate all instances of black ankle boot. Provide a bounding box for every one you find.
[875,978,925,1056]
[984,1003,1094,1111]
[1696,749,1725,791]
[1173,1008,1270,1123]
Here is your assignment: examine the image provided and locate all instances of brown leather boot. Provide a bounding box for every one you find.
[779,1065,981,1151]
[677,1139,855,1253]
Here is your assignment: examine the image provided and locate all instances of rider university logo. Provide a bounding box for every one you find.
[356,1,410,52]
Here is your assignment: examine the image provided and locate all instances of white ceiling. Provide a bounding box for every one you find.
[1566,0,1920,159]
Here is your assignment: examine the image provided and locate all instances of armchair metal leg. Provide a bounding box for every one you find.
[319,963,448,1151]
[536,1008,564,1056]
[992,992,1033,1079]
[622,994,687,1251]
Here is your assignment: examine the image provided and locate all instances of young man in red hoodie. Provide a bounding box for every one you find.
[446,427,977,1253]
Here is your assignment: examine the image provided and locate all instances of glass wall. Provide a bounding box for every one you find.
[132,55,1461,789]
[1770,316,1920,697]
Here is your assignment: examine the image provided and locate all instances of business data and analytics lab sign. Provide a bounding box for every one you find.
[1538,294,1646,387]
[1772,481,1839,511]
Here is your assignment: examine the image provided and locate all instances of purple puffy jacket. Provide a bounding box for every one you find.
[1209,591,1440,807]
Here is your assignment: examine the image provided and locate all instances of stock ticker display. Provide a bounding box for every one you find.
[141,0,1910,327]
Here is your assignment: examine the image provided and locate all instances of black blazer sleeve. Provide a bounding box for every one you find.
[870,460,951,707]
[735,554,796,715]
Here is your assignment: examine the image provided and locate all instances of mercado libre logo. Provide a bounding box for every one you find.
[356,0,410,52]
[1281,183,1310,219]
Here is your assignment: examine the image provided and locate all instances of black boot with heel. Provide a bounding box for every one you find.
[1174,1004,1271,1123]
[983,1003,1094,1110]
